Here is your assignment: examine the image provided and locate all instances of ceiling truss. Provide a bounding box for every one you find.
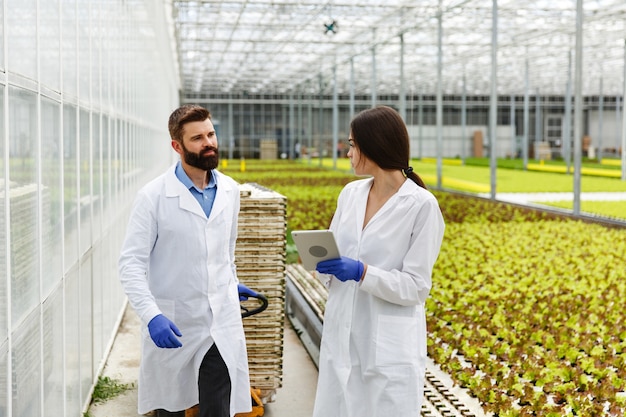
[171,0,626,97]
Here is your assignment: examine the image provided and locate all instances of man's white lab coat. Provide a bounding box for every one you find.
[119,164,251,415]
[313,177,445,417]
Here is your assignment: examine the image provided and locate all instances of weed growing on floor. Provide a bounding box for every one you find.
[83,376,135,417]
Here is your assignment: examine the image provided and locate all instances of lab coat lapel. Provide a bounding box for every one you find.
[164,165,206,218]
[207,171,230,223]
[360,178,414,232]
[354,178,372,238]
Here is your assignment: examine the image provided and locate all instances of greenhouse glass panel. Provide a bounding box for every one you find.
[92,114,102,242]
[63,103,78,272]
[11,309,41,417]
[40,0,61,91]
[8,87,38,328]
[79,256,93,407]
[0,341,7,416]
[41,98,63,296]
[78,2,91,101]
[64,267,80,415]
[42,288,64,417]
[0,0,4,69]
[79,109,92,254]
[7,0,36,80]
[62,0,78,98]
[0,84,5,343]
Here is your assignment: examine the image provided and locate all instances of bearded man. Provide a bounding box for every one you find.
[119,104,252,417]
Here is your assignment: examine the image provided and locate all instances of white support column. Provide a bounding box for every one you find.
[399,33,406,121]
[598,77,604,163]
[564,49,573,172]
[332,65,339,170]
[622,40,626,180]
[436,0,443,189]
[371,29,377,108]
[573,0,583,213]
[510,94,515,158]
[523,58,529,169]
[318,73,324,166]
[418,92,424,159]
[349,58,355,119]
[462,75,467,162]
[289,91,295,160]
[489,0,498,199]
[228,94,234,160]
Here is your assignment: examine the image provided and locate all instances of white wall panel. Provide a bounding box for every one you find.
[40,0,61,91]
[408,125,515,158]
[0,341,7,416]
[0,84,6,344]
[41,98,63,296]
[64,267,80,416]
[79,109,92,255]
[0,2,4,69]
[79,257,93,408]
[8,88,38,328]
[7,0,36,80]
[63,103,79,272]
[0,1,179,416]
[588,109,623,154]
[78,5,91,100]
[11,309,41,417]
[42,286,64,417]
[62,0,78,98]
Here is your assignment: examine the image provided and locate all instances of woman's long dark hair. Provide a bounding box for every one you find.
[350,106,426,189]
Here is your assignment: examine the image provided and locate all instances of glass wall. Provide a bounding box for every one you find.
[189,92,624,161]
[0,1,178,417]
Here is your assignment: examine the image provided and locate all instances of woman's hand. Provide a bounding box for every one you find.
[316,256,364,282]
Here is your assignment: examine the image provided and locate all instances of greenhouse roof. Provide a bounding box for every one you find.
[171,0,626,97]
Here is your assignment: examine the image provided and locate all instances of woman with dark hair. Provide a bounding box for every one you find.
[313,106,445,416]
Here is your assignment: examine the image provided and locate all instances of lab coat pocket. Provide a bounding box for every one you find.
[375,315,418,366]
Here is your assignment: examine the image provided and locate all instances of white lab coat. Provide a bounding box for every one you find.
[119,164,251,416]
[312,177,445,417]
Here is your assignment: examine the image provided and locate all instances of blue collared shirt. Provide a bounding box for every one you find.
[175,161,217,218]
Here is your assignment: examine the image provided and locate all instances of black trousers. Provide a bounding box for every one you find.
[156,343,231,417]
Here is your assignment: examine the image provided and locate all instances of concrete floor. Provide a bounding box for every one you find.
[87,304,318,417]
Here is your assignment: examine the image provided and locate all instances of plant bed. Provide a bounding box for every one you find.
[428,192,626,416]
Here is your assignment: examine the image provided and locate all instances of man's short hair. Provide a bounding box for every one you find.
[168,104,211,142]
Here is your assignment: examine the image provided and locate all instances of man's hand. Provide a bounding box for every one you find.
[147,314,183,348]
[238,283,259,301]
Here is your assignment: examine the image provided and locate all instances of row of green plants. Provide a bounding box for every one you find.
[309,157,626,220]
[428,194,626,416]
[462,157,623,172]
[226,159,626,416]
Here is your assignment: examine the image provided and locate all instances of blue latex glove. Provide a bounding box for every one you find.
[316,256,364,282]
[147,314,182,348]
[238,283,259,301]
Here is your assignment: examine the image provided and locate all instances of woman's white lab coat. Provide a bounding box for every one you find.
[312,177,445,417]
[119,165,251,416]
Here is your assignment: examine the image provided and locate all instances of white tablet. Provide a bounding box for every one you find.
[291,229,341,271]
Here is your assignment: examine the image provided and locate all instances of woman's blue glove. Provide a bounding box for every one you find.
[316,256,364,282]
[147,314,183,348]
[238,283,259,301]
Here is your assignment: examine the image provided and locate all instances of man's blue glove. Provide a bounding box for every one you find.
[238,283,259,301]
[316,256,364,282]
[147,314,182,348]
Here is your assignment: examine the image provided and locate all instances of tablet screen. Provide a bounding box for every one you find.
[291,230,340,271]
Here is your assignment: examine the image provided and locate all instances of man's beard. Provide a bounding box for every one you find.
[182,144,219,171]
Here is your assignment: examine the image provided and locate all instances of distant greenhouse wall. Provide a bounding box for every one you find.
[0,1,178,417]
[187,93,624,162]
